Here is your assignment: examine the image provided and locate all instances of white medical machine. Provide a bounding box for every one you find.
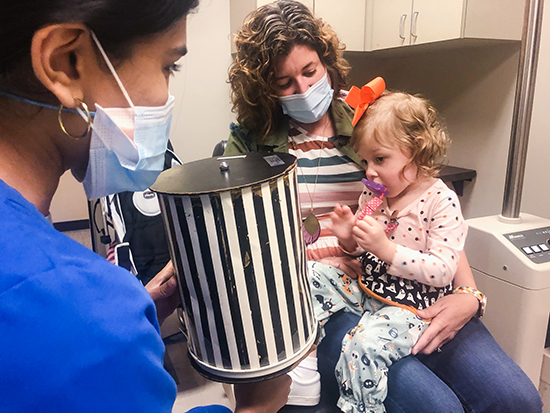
[466,214,550,386]
[464,0,550,388]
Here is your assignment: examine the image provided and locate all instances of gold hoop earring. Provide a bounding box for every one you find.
[58,99,92,140]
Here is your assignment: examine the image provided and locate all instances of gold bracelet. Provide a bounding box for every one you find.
[452,286,487,318]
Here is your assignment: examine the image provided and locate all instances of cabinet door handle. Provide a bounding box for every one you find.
[411,11,419,38]
[399,14,407,40]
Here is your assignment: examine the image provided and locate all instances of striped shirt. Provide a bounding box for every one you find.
[287,120,365,261]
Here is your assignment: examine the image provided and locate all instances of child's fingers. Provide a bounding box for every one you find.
[353,219,379,244]
[353,222,365,236]
[334,204,353,216]
[329,205,343,217]
[362,215,377,225]
[355,217,375,232]
[352,223,369,240]
[332,204,354,222]
[357,214,377,225]
[328,211,343,225]
[341,204,351,213]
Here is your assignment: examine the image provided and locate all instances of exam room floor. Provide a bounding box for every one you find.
[65,229,233,412]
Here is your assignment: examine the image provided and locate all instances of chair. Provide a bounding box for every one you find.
[88,145,182,285]
[212,140,228,157]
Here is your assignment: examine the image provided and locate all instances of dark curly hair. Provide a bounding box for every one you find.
[229,0,350,141]
[0,0,199,104]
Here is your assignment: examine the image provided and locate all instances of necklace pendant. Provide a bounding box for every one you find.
[303,213,320,245]
[385,210,400,233]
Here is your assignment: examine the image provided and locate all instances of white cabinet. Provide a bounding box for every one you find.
[368,0,465,49]
[315,0,367,51]
[462,0,525,41]
[365,0,524,51]
[367,0,413,50]
[230,0,525,54]
[409,0,465,46]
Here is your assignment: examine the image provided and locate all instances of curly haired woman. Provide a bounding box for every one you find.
[224,1,542,411]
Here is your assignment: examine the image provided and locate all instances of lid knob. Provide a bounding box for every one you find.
[220,161,229,172]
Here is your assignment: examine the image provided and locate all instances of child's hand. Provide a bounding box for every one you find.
[328,204,355,238]
[327,204,357,251]
[353,215,396,263]
[327,204,357,253]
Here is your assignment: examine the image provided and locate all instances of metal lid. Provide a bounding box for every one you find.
[150,152,297,195]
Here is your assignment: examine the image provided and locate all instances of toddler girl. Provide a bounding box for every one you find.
[309,90,468,413]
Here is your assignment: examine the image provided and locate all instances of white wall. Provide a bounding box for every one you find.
[169,0,234,162]
[50,171,89,223]
[522,1,550,220]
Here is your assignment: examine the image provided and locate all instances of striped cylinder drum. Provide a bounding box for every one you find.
[151,152,318,382]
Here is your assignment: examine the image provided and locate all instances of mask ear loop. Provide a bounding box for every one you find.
[90,30,135,110]
[58,98,92,139]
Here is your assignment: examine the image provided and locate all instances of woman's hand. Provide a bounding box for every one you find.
[318,255,363,279]
[145,261,181,326]
[412,292,479,355]
[234,374,291,413]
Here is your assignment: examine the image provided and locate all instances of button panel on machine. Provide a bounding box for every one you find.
[504,227,550,264]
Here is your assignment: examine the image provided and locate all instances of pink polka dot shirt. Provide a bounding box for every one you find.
[357,179,468,288]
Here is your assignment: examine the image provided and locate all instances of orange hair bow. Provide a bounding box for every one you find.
[345,77,386,126]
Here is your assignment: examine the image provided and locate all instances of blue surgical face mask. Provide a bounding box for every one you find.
[80,32,174,200]
[0,32,175,201]
[278,71,334,124]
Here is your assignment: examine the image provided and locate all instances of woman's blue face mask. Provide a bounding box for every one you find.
[278,72,334,124]
[79,31,175,200]
[0,31,175,201]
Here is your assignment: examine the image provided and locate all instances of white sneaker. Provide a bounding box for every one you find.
[287,357,321,406]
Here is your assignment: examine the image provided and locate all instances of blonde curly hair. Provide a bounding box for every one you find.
[229,0,350,141]
[351,92,451,178]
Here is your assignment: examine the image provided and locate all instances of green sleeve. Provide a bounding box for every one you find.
[224,123,253,155]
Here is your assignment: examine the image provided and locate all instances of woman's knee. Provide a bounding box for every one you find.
[385,356,463,413]
[472,377,542,413]
[419,318,542,412]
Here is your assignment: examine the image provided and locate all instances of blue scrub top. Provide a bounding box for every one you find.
[0,179,227,412]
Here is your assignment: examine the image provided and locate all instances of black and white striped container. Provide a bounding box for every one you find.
[151,152,317,382]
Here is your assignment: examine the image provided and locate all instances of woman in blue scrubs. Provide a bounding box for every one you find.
[0,1,289,412]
